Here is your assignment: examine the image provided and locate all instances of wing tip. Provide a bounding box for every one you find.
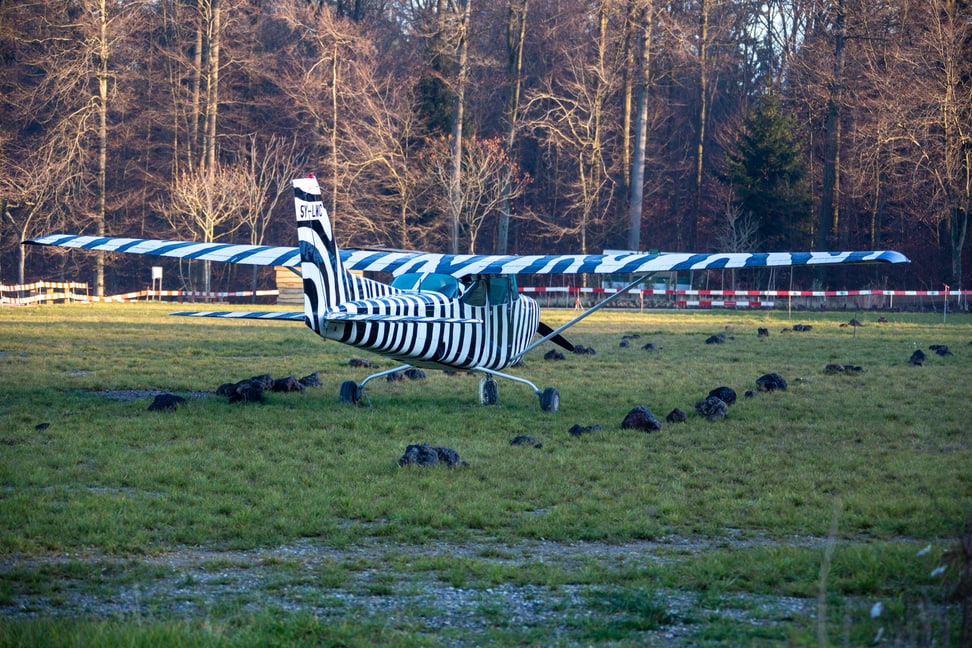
[880,250,910,264]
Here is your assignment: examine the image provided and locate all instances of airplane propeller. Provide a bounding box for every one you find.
[537,321,575,353]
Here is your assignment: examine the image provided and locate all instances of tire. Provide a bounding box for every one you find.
[339,380,360,405]
[479,377,499,405]
[539,387,560,412]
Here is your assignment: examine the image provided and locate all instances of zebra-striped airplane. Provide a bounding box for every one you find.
[27,175,909,411]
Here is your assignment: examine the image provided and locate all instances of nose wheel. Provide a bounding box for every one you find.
[539,387,560,412]
[339,380,361,405]
[479,376,500,405]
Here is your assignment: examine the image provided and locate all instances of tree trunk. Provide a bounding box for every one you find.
[449,0,470,255]
[202,0,220,297]
[581,0,610,257]
[815,0,844,253]
[620,0,635,241]
[2,202,27,285]
[691,0,709,251]
[190,0,204,172]
[204,0,220,173]
[949,206,967,290]
[330,40,340,218]
[96,0,109,296]
[496,0,527,255]
[627,0,652,252]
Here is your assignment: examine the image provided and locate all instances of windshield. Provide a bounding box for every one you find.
[461,275,517,306]
[391,273,460,299]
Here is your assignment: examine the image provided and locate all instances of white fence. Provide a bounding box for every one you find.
[1,281,277,306]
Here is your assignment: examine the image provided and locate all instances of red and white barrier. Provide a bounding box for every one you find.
[518,286,969,309]
[517,286,966,298]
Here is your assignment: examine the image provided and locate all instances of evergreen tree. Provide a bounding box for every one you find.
[722,92,812,250]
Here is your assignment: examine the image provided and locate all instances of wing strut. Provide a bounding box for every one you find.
[515,272,653,361]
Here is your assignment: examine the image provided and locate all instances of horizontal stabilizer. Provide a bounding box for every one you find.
[323,313,482,324]
[171,311,306,321]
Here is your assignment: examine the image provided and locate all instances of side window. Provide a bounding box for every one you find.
[487,276,512,305]
[461,278,487,306]
[504,275,519,303]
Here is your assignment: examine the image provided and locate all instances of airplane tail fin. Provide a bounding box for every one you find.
[294,176,347,333]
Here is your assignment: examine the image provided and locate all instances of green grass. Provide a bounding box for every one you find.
[0,303,970,645]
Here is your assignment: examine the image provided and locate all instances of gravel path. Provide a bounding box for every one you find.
[1,534,827,644]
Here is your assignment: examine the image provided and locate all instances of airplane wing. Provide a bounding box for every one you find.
[26,234,301,266]
[345,249,910,276]
[27,234,909,277]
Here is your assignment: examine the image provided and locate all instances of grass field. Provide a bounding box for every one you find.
[0,302,970,646]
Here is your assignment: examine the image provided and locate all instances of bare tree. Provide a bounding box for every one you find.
[235,134,307,295]
[0,137,73,283]
[422,136,531,253]
[687,0,714,252]
[338,72,432,250]
[714,190,759,289]
[174,0,224,174]
[447,0,473,255]
[9,1,144,294]
[158,163,248,294]
[841,0,972,291]
[752,0,816,91]
[523,0,623,255]
[888,0,972,291]
[274,0,430,249]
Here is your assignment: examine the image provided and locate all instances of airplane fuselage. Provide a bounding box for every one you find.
[318,287,541,371]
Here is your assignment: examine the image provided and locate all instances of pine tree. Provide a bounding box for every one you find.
[722,92,812,250]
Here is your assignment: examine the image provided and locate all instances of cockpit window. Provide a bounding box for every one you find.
[391,273,460,299]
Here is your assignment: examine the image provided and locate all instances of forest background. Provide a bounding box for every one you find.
[0,0,969,297]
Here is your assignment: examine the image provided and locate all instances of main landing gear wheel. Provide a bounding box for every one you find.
[339,380,361,405]
[539,387,560,412]
[479,376,499,406]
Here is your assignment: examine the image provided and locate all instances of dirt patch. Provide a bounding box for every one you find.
[86,389,213,401]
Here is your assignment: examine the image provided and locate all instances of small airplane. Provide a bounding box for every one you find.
[27,175,909,410]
